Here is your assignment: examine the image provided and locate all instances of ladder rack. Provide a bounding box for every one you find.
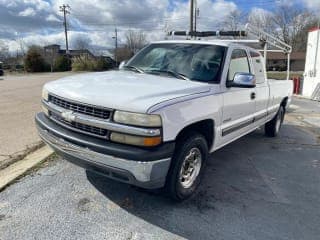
[244,24,292,54]
[168,30,247,37]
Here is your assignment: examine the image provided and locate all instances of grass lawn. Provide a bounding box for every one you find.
[267,71,303,80]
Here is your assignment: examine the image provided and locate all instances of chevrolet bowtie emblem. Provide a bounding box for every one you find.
[61,110,76,122]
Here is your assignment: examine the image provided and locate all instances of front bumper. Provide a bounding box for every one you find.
[35,112,174,189]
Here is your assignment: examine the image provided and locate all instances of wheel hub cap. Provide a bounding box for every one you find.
[179,147,202,188]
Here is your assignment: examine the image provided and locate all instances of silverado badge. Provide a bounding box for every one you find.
[61,110,76,122]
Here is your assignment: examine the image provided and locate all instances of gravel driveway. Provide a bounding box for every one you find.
[0,72,80,167]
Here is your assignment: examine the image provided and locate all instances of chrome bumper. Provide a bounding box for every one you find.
[37,125,171,189]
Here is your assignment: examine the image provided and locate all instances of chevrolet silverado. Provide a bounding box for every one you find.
[36,40,293,200]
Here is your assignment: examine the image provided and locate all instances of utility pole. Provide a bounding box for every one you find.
[190,0,194,33]
[194,0,199,33]
[59,4,70,54]
[112,27,118,64]
[314,17,320,77]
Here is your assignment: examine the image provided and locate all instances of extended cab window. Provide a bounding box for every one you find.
[228,49,250,81]
[250,51,265,84]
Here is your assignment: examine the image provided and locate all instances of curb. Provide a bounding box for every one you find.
[0,141,45,171]
[0,145,54,192]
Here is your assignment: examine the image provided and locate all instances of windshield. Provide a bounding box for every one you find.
[126,43,226,83]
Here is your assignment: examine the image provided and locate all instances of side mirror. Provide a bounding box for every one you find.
[119,60,127,70]
[227,73,256,88]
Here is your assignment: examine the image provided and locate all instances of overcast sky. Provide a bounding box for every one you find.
[0,0,319,55]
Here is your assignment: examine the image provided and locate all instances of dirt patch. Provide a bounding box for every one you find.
[0,141,44,171]
[77,198,91,212]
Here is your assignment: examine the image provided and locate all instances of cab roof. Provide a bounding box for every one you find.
[152,40,261,54]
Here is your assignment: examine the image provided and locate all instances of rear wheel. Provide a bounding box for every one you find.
[165,132,208,201]
[265,106,285,137]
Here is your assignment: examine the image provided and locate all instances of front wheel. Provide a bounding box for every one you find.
[265,106,285,137]
[165,132,208,201]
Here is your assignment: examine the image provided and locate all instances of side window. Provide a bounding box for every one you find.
[228,49,250,81]
[250,51,265,84]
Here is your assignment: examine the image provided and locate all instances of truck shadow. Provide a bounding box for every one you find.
[86,124,314,240]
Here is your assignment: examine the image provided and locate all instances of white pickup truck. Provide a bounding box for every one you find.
[36,40,293,200]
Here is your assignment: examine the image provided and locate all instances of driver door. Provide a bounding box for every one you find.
[220,48,256,144]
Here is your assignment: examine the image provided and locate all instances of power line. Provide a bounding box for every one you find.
[71,15,188,26]
[54,0,286,39]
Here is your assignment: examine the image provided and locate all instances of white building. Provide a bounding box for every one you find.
[303,28,320,100]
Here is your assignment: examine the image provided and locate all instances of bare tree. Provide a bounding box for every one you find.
[45,47,59,72]
[73,35,91,50]
[16,37,27,57]
[125,30,147,54]
[271,5,315,50]
[247,5,316,51]
[248,8,275,33]
[223,10,245,32]
[293,18,319,51]
[0,40,9,61]
[114,47,132,62]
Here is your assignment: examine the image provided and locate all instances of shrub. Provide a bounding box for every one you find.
[54,55,71,72]
[71,55,94,71]
[94,57,113,71]
[267,71,303,80]
[24,46,50,72]
[72,55,113,71]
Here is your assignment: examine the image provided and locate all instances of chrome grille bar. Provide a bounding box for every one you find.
[49,95,111,119]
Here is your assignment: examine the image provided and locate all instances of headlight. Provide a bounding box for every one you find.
[42,88,49,101]
[113,111,162,127]
[110,132,162,147]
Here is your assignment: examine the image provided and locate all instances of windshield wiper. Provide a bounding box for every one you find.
[122,65,144,73]
[146,69,190,81]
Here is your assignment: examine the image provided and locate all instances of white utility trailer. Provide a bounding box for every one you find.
[303,28,320,100]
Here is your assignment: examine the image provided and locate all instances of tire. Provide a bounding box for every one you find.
[265,106,285,137]
[165,132,208,201]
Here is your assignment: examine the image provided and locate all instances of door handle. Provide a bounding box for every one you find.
[250,92,256,100]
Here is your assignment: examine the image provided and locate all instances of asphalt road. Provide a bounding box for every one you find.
[0,72,78,166]
[0,98,319,240]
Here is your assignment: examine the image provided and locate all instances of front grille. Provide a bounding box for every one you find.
[49,95,111,119]
[51,113,108,138]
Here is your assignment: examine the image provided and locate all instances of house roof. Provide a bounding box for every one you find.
[44,44,61,48]
[267,52,305,60]
[58,49,94,57]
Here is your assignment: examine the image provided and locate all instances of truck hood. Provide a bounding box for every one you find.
[45,70,212,113]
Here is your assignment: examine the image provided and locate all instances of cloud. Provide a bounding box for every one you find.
[0,0,239,54]
[164,0,237,32]
[302,0,320,10]
[18,7,36,17]
[46,14,61,22]
[0,0,62,35]
[52,0,168,28]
